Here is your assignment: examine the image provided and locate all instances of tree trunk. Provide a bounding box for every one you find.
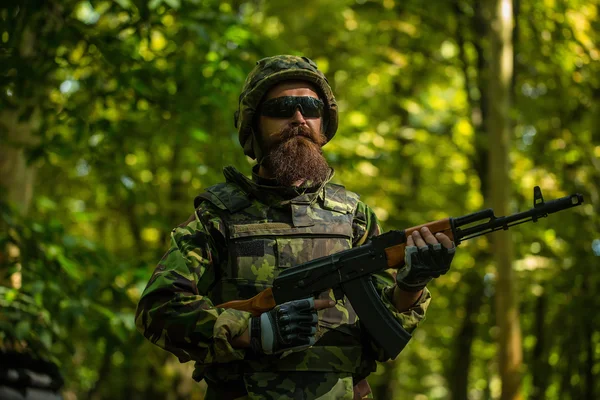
[452,5,493,397]
[486,1,523,399]
[0,17,40,216]
[0,108,39,214]
[558,334,575,400]
[449,270,485,400]
[582,281,595,400]
[0,108,40,288]
[530,294,548,400]
[87,345,114,400]
[473,0,490,197]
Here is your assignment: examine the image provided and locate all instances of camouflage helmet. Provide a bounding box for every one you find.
[234,55,338,160]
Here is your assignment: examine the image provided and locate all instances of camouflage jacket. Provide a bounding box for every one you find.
[135,166,431,399]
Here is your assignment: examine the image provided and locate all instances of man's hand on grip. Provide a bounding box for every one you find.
[396,227,455,292]
[250,297,334,355]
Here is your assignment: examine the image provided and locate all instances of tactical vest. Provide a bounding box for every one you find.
[193,169,376,379]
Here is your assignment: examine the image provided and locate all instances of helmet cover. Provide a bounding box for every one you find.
[234,55,338,160]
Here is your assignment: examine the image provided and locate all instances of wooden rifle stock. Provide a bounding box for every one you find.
[384,218,454,268]
[215,288,275,316]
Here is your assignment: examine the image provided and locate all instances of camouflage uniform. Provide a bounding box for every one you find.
[135,166,431,399]
[135,55,431,399]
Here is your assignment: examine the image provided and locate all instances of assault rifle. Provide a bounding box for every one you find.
[217,187,584,358]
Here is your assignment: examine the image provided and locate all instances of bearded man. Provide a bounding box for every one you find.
[135,55,455,399]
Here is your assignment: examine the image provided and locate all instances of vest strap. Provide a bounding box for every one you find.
[194,183,252,213]
[323,184,359,214]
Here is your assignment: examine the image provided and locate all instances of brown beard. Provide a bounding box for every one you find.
[261,125,331,187]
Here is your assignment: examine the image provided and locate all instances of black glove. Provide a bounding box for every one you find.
[250,297,318,355]
[396,242,455,292]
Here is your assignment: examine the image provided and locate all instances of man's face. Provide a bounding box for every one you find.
[256,81,331,186]
[258,81,324,148]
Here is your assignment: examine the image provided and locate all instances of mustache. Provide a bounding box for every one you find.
[278,125,325,145]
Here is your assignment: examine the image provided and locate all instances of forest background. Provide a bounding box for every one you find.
[1,0,599,399]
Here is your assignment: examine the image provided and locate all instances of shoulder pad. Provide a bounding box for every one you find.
[194,182,252,213]
[323,183,360,214]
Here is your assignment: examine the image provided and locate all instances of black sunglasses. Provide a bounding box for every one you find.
[259,96,324,119]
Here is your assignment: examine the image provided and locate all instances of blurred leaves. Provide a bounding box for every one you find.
[1,0,599,398]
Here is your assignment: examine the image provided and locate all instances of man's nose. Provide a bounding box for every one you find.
[290,108,307,125]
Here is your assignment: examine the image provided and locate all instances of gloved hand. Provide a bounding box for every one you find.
[396,226,455,292]
[250,297,334,355]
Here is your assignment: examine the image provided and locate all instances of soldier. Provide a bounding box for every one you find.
[135,55,455,399]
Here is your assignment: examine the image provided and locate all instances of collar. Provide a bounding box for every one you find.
[222,165,335,207]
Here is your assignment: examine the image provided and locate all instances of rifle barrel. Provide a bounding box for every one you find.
[454,192,583,243]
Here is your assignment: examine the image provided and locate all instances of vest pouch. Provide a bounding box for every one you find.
[229,237,278,281]
[274,236,359,335]
[212,236,278,304]
[226,222,359,334]
[275,236,353,269]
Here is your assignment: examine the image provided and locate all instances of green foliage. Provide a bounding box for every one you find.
[0,200,134,389]
[1,0,599,398]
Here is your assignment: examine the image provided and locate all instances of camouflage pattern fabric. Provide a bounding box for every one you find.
[241,372,354,400]
[135,166,431,399]
[234,55,338,160]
